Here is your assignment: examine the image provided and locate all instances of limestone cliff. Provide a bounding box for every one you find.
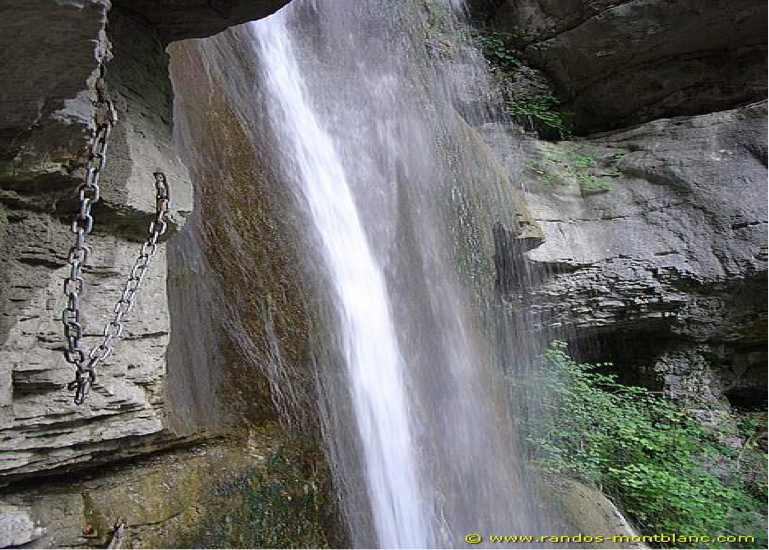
[476,0,767,419]
[0,2,337,548]
[0,0,765,547]
[475,0,767,132]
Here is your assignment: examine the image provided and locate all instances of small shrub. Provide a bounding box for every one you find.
[473,30,522,73]
[528,342,767,548]
[507,93,573,139]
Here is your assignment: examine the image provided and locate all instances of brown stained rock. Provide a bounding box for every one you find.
[166,32,329,435]
[0,428,335,549]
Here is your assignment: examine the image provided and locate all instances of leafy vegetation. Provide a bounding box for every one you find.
[472,30,573,138]
[507,93,573,139]
[526,143,624,195]
[529,342,767,548]
[473,30,522,73]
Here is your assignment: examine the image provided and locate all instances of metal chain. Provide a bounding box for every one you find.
[62,81,171,405]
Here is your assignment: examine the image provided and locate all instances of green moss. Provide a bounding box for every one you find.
[470,29,573,138]
[179,436,333,549]
[526,142,625,196]
[577,173,614,194]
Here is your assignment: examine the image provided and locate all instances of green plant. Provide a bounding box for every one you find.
[528,342,767,549]
[526,143,624,194]
[577,173,613,194]
[472,30,522,73]
[507,93,573,139]
[472,29,573,138]
[569,153,596,168]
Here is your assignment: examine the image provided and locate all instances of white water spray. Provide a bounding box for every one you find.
[253,15,432,548]
[171,0,555,546]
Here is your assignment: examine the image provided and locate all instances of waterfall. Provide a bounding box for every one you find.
[256,16,431,548]
[170,0,553,547]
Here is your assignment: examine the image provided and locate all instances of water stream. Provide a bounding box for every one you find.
[257,16,430,547]
[170,0,551,546]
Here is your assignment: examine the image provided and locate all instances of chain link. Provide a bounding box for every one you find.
[62,80,171,405]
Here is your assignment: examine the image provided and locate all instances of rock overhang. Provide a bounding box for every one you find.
[112,0,293,43]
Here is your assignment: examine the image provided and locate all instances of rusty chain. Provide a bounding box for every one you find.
[62,79,171,405]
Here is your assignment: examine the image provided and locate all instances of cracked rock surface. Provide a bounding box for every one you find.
[486,0,767,132]
[0,0,288,487]
[0,3,187,487]
[523,101,767,338]
[486,100,767,409]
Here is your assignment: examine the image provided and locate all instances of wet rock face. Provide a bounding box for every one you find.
[485,0,767,132]
[0,429,335,549]
[0,0,288,486]
[490,100,767,408]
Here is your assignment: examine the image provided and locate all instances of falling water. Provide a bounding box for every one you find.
[170,0,554,546]
[257,17,430,547]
